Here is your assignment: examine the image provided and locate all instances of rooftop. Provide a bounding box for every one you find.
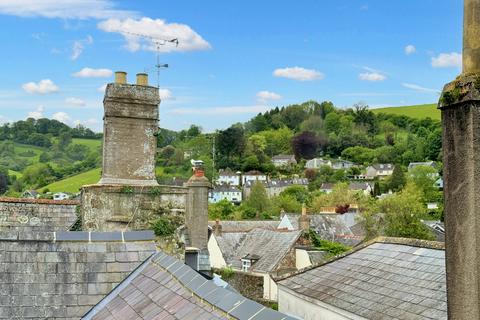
[85,251,293,320]
[278,237,446,319]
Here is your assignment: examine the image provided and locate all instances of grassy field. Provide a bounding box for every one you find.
[71,138,102,152]
[8,170,22,178]
[372,104,440,120]
[42,168,101,193]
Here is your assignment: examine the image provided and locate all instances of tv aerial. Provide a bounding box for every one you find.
[114,30,179,88]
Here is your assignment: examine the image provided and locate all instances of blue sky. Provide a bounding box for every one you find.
[0,0,462,132]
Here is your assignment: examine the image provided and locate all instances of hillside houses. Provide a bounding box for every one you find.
[320,181,374,196]
[209,185,242,204]
[305,158,355,170]
[217,168,241,186]
[366,163,395,179]
[243,178,308,198]
[242,170,268,185]
[272,154,297,168]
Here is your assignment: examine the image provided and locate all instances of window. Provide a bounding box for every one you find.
[241,259,251,272]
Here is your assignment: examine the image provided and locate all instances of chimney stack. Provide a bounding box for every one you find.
[114,71,127,84]
[299,204,310,231]
[213,219,222,237]
[136,73,148,86]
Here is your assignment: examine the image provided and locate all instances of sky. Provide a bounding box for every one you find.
[0,0,463,132]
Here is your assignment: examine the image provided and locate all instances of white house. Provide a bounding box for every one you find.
[331,159,355,170]
[365,163,394,179]
[209,185,242,204]
[271,155,297,168]
[217,168,241,186]
[241,170,267,185]
[53,192,69,201]
[408,161,436,171]
[208,227,302,301]
[305,158,332,169]
[22,190,39,199]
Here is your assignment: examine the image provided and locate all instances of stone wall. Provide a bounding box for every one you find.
[0,230,156,319]
[0,197,79,232]
[217,270,264,302]
[81,184,187,231]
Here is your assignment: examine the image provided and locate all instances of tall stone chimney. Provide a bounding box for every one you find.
[98,72,160,186]
[213,219,222,237]
[439,0,480,318]
[299,204,310,231]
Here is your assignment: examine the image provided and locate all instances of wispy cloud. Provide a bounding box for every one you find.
[0,0,135,20]
[359,72,386,82]
[402,83,440,94]
[65,97,86,106]
[273,67,324,81]
[431,52,462,68]
[22,79,59,94]
[71,35,93,60]
[169,105,270,115]
[27,105,44,119]
[98,17,211,53]
[405,44,416,55]
[256,91,282,103]
[73,68,113,78]
[52,111,71,124]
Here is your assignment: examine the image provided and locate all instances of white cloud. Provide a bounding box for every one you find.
[52,111,71,124]
[273,67,324,81]
[431,52,462,68]
[359,72,387,82]
[71,35,93,60]
[402,83,440,94]
[405,45,416,55]
[74,118,99,126]
[159,88,173,100]
[97,84,107,93]
[22,79,59,94]
[256,91,282,103]
[170,105,270,115]
[65,97,86,106]
[73,68,113,78]
[27,105,45,119]
[98,17,211,53]
[0,0,135,20]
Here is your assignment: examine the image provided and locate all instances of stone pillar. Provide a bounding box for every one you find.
[440,1,480,318]
[185,163,211,250]
[298,204,310,231]
[213,219,222,236]
[98,72,160,186]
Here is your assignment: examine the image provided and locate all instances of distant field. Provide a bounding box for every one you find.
[42,168,101,193]
[372,104,440,121]
[71,138,102,152]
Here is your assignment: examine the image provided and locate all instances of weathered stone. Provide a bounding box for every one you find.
[464,0,480,74]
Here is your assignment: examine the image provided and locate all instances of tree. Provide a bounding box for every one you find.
[216,125,246,168]
[377,183,434,240]
[389,165,406,192]
[280,185,311,204]
[208,199,235,220]
[409,165,439,203]
[311,183,371,212]
[58,132,72,150]
[244,181,270,217]
[291,131,321,160]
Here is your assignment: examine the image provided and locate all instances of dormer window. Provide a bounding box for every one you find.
[241,254,260,272]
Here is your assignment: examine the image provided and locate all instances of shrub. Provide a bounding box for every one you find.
[151,217,176,236]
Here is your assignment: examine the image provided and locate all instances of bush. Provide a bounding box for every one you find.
[218,267,235,280]
[151,217,176,236]
[308,229,351,258]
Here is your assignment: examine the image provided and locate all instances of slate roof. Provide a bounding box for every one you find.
[208,220,280,232]
[214,228,302,273]
[371,163,394,170]
[0,197,78,232]
[84,251,293,320]
[283,214,354,240]
[0,230,156,319]
[278,239,447,320]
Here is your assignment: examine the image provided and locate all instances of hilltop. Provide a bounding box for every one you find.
[372,104,439,120]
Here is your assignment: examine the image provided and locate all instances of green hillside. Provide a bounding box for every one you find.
[372,104,440,120]
[42,168,101,193]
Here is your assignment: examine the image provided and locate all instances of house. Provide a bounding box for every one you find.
[21,190,39,199]
[84,251,290,319]
[349,181,374,196]
[305,158,332,169]
[278,213,361,247]
[408,161,437,171]
[365,163,395,179]
[243,178,308,199]
[241,170,267,185]
[208,227,302,301]
[331,159,355,170]
[217,168,241,186]
[272,154,297,168]
[277,237,446,320]
[209,185,243,204]
[435,177,444,189]
[53,192,69,201]
[320,182,335,193]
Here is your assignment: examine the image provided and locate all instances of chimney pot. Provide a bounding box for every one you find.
[115,71,127,84]
[136,73,148,86]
